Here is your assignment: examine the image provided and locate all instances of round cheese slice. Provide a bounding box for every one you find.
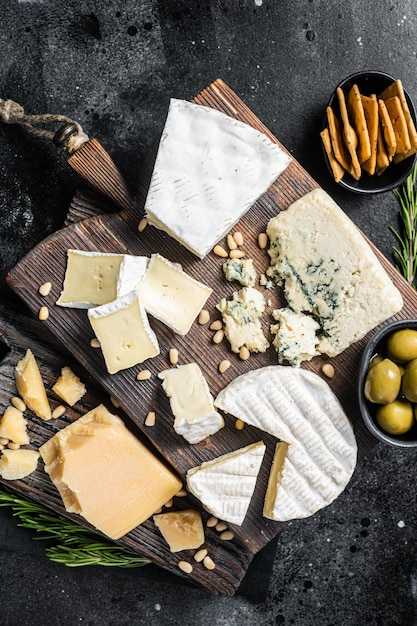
[214,366,357,522]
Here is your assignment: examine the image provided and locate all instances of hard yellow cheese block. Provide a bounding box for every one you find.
[52,366,86,406]
[39,404,182,539]
[153,509,205,552]
[15,349,52,421]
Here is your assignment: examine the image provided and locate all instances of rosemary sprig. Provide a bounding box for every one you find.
[391,163,417,286]
[0,486,150,568]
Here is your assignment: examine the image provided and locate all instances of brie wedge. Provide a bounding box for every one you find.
[143,98,291,258]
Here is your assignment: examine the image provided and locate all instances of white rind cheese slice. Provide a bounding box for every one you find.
[186,441,266,525]
[158,363,224,444]
[137,253,212,335]
[144,98,291,258]
[214,365,357,522]
[266,189,403,361]
[116,255,149,297]
[88,291,159,374]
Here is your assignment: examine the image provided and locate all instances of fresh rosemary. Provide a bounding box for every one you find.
[0,486,150,568]
[391,163,417,286]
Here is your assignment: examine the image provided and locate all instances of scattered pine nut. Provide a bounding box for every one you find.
[198,309,210,325]
[38,306,49,321]
[154,507,162,515]
[110,396,120,408]
[239,346,250,360]
[203,556,216,570]
[0,444,4,451]
[215,521,227,532]
[206,516,218,528]
[7,442,20,450]
[52,405,66,419]
[169,348,179,365]
[194,548,208,562]
[213,244,228,258]
[322,363,335,379]
[178,560,193,574]
[220,530,235,541]
[235,419,245,430]
[227,233,238,250]
[38,281,52,297]
[164,498,173,508]
[0,437,9,446]
[10,397,26,412]
[229,249,245,259]
[175,488,187,497]
[233,231,244,246]
[138,217,148,232]
[219,359,231,374]
[212,329,224,344]
[145,411,156,427]
[210,320,223,331]
[90,338,101,348]
[258,232,268,249]
[136,369,152,381]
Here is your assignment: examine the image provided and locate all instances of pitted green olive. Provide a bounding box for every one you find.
[386,329,417,363]
[401,358,417,402]
[376,399,414,435]
[364,358,401,404]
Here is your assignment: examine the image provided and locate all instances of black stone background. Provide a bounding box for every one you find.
[0,1,417,625]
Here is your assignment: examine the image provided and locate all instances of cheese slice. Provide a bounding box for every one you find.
[116,255,148,297]
[144,98,291,258]
[15,349,52,421]
[158,363,224,444]
[0,406,29,445]
[186,441,266,525]
[214,366,357,521]
[217,287,269,353]
[88,291,159,374]
[57,250,125,308]
[266,189,403,361]
[52,367,86,406]
[0,449,40,480]
[39,404,182,539]
[137,254,212,335]
[153,509,205,552]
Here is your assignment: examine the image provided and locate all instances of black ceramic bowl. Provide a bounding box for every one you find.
[323,71,417,194]
[358,319,417,448]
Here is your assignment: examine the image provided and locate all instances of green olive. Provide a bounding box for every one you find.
[368,354,384,370]
[364,358,402,404]
[386,329,417,363]
[401,358,417,402]
[376,399,414,435]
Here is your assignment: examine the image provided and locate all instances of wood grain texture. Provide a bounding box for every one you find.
[5,78,417,594]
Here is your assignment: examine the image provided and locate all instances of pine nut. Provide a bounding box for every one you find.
[220,530,235,541]
[90,338,101,348]
[210,320,223,331]
[39,281,52,297]
[145,411,156,427]
[38,306,49,321]
[203,556,216,570]
[110,396,120,408]
[0,437,9,446]
[239,346,250,360]
[154,507,162,515]
[164,498,173,508]
[235,419,245,430]
[198,309,210,325]
[215,521,227,532]
[138,217,148,232]
[178,560,193,574]
[229,249,245,259]
[11,397,26,412]
[219,359,231,374]
[0,444,4,451]
[227,233,237,250]
[169,348,179,365]
[175,488,187,497]
[206,516,218,528]
[258,232,268,249]
[194,548,208,562]
[52,405,66,419]
[322,363,335,379]
[212,329,224,344]
[136,369,151,381]
[233,231,244,246]
[8,442,20,450]
[213,245,228,258]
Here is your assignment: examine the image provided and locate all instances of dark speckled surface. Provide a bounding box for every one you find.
[1,1,417,624]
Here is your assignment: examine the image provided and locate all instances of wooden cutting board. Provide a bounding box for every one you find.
[5,78,417,595]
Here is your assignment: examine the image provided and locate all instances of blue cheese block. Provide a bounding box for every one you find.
[217,287,269,354]
[144,99,291,258]
[271,307,320,367]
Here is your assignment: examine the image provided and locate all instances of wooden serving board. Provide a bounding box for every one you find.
[5,79,417,595]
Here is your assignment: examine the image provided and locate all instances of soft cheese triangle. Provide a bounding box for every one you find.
[214,366,357,522]
[267,189,403,360]
[186,441,266,526]
[144,98,291,258]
